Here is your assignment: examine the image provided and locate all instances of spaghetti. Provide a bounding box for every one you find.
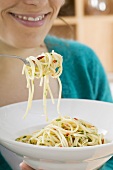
[16,116,105,147]
[22,50,63,120]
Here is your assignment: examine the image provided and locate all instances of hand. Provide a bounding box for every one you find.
[20,162,35,170]
[20,162,43,170]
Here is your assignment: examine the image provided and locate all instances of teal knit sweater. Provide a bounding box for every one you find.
[0,35,113,170]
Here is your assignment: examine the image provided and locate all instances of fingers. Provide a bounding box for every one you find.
[20,162,35,170]
[19,162,43,170]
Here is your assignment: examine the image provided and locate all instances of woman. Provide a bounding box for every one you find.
[0,0,113,170]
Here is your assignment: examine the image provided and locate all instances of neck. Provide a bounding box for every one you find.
[0,41,48,59]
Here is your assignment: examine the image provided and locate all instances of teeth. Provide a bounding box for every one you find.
[38,16,43,20]
[35,17,39,21]
[27,17,35,21]
[18,15,23,19]
[14,14,45,21]
[23,16,27,20]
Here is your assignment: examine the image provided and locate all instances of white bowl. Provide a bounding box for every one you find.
[0,99,113,170]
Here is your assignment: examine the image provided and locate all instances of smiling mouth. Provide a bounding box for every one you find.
[9,12,46,22]
[9,12,49,27]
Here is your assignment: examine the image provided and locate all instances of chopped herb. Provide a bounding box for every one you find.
[30,140,32,144]
[88,137,92,142]
[79,131,84,134]
[56,119,61,121]
[15,138,20,141]
[23,136,27,138]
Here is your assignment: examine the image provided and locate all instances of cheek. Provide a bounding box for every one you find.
[51,0,65,11]
[0,1,16,28]
[54,0,65,6]
[0,1,16,11]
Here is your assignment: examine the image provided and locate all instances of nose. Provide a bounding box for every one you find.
[23,0,47,6]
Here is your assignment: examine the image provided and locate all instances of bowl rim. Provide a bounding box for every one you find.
[1,137,113,151]
[1,98,113,152]
[1,98,113,109]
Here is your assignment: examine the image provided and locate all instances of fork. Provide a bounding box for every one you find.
[0,54,30,66]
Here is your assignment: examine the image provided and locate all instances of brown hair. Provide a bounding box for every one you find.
[49,1,75,40]
[58,0,75,16]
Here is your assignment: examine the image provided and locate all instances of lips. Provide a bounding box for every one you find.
[9,12,49,27]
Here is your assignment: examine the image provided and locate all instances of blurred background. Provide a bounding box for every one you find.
[49,0,113,97]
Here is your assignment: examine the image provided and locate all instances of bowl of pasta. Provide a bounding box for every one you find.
[0,99,113,170]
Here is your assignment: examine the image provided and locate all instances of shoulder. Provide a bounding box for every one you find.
[45,36,104,79]
[45,35,91,52]
[45,35,99,64]
[45,36,105,78]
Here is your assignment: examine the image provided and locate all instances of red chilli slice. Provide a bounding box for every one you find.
[37,56,45,60]
[74,118,78,120]
[53,60,57,63]
[102,139,104,144]
[66,133,70,136]
[32,56,45,64]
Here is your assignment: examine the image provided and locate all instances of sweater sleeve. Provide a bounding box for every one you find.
[87,48,113,103]
[87,48,113,170]
[45,36,113,102]
[0,153,12,170]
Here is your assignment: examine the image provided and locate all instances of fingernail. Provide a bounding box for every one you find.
[19,163,23,167]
